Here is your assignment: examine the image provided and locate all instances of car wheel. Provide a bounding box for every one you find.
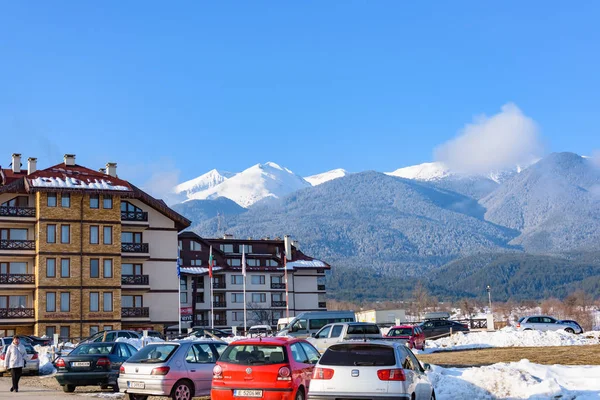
[127,394,148,400]
[171,380,193,400]
[112,384,120,392]
[295,387,305,400]
[565,328,574,334]
[63,384,76,393]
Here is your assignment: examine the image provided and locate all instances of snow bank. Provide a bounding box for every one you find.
[115,336,165,349]
[423,327,600,353]
[34,345,56,375]
[429,360,600,399]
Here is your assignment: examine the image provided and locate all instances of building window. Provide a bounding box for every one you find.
[122,231,142,243]
[220,244,234,253]
[90,226,99,244]
[272,293,284,302]
[122,295,142,308]
[103,292,113,312]
[103,259,113,278]
[247,259,259,267]
[103,325,113,331]
[60,326,70,341]
[61,193,70,208]
[232,293,244,303]
[47,224,56,243]
[90,326,99,335]
[241,244,253,253]
[196,293,204,303]
[271,275,284,284]
[47,193,57,207]
[103,226,112,244]
[60,259,70,278]
[46,292,56,312]
[190,259,203,266]
[60,293,70,312]
[178,240,183,250]
[46,258,56,277]
[231,275,243,285]
[90,292,99,312]
[228,259,241,267]
[0,262,26,274]
[0,228,27,240]
[180,292,188,303]
[251,275,265,285]
[0,296,27,310]
[122,263,142,275]
[90,195,99,209]
[90,259,99,278]
[1,196,28,207]
[103,195,113,209]
[46,326,56,338]
[232,311,244,321]
[190,241,202,251]
[251,293,266,303]
[266,260,279,267]
[60,225,70,244]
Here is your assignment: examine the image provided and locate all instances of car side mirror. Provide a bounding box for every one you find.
[423,363,431,371]
[311,333,316,338]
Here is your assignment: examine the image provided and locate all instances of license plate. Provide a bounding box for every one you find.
[128,381,145,389]
[71,362,90,367]
[234,389,263,397]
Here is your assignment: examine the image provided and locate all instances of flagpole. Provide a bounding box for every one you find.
[177,248,182,336]
[284,252,289,320]
[209,246,214,330]
[242,245,247,335]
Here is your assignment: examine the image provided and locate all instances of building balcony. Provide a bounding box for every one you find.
[0,308,35,319]
[213,301,227,308]
[318,284,326,291]
[121,307,150,318]
[0,239,35,251]
[272,301,287,307]
[121,274,149,285]
[213,282,226,289]
[121,211,148,222]
[271,283,286,289]
[0,206,36,218]
[318,302,327,308]
[0,274,35,285]
[121,243,149,253]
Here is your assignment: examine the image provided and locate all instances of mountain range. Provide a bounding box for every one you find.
[168,152,600,301]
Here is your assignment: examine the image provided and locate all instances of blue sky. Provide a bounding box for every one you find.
[1,2,599,190]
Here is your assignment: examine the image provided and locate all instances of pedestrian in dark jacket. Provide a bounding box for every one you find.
[5,336,26,392]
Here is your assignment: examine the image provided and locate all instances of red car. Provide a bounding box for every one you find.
[211,337,320,400]
[386,325,426,350]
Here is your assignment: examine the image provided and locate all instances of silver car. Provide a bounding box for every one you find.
[516,315,583,334]
[118,340,227,400]
[0,338,40,375]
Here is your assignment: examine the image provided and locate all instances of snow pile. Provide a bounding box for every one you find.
[115,336,165,350]
[305,169,350,186]
[429,360,600,399]
[83,393,124,398]
[34,345,56,375]
[424,327,600,352]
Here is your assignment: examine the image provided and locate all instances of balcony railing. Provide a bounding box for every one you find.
[213,282,226,289]
[0,308,35,319]
[0,274,35,284]
[271,283,286,289]
[272,301,287,307]
[318,284,326,291]
[121,211,148,222]
[121,307,150,318]
[195,319,210,327]
[121,275,149,285]
[318,302,327,308]
[0,206,36,218]
[213,301,227,308]
[0,240,35,251]
[121,243,149,253]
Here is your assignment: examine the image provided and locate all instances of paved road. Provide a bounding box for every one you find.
[0,377,123,399]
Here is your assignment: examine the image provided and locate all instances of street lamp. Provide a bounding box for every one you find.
[486,285,492,314]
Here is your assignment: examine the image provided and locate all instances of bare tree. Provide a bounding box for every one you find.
[246,302,273,326]
[412,282,429,320]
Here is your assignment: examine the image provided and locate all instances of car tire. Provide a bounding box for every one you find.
[170,380,193,400]
[565,328,574,334]
[63,384,76,393]
[127,394,148,400]
[295,387,305,400]
[112,384,120,392]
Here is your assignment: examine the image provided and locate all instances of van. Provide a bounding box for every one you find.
[276,311,355,338]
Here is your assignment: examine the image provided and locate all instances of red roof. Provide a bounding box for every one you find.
[25,163,133,193]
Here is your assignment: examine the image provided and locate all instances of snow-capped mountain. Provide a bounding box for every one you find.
[305,169,350,186]
[186,162,311,208]
[387,162,451,181]
[167,169,234,205]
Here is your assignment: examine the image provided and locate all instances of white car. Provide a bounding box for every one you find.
[308,341,435,400]
[0,337,40,375]
[307,322,382,353]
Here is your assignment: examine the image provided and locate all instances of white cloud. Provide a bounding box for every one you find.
[434,103,542,174]
[120,158,181,203]
[592,150,600,168]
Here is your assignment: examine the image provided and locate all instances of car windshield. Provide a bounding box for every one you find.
[220,344,288,365]
[71,344,114,355]
[321,344,396,366]
[346,325,380,335]
[388,328,412,336]
[128,344,178,363]
[518,317,525,323]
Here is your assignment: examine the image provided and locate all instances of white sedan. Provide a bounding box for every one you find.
[308,341,435,400]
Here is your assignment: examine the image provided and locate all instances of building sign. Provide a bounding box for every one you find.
[43,313,72,319]
[181,315,193,322]
[181,307,193,315]
[88,313,115,319]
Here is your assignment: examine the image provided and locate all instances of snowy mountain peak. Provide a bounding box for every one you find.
[305,169,350,186]
[174,169,234,194]
[387,162,451,181]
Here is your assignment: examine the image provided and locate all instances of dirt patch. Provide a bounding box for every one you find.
[417,344,600,367]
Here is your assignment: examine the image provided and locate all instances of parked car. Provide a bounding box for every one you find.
[247,325,273,337]
[186,327,233,339]
[211,337,320,400]
[419,319,469,339]
[386,325,426,350]
[516,315,583,334]
[307,322,382,353]
[559,320,584,334]
[79,330,142,345]
[308,341,434,400]
[0,339,40,375]
[119,340,227,400]
[21,335,52,347]
[54,342,138,392]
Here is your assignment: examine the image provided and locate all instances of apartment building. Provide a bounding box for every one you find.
[178,232,329,329]
[0,153,190,339]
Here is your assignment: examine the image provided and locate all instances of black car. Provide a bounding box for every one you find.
[419,319,470,339]
[185,327,232,339]
[20,335,52,347]
[53,342,138,392]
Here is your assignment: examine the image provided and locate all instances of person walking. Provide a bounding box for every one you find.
[5,336,27,393]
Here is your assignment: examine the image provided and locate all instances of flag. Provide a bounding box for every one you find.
[241,244,246,277]
[176,249,181,278]
[208,245,213,278]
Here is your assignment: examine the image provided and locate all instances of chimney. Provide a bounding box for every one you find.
[106,162,117,177]
[99,168,106,174]
[223,234,234,240]
[11,153,21,174]
[64,154,76,166]
[27,157,37,174]
[284,235,292,260]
